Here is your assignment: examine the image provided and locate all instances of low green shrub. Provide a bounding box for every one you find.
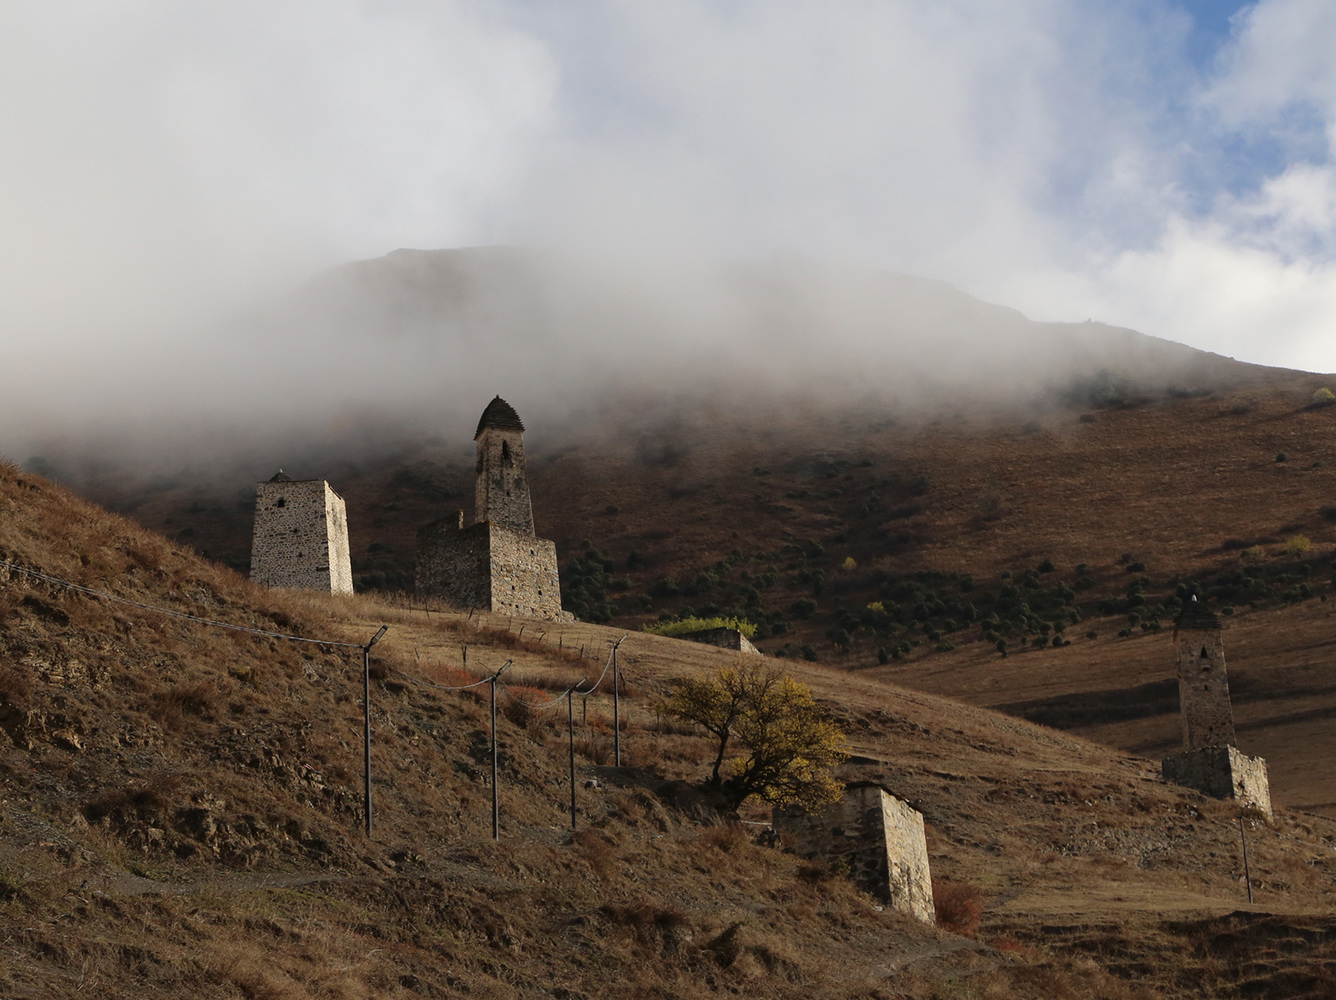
[643,616,758,638]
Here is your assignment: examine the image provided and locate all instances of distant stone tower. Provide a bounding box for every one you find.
[415,398,567,619]
[474,396,535,534]
[1161,597,1271,817]
[1174,597,1236,751]
[249,471,354,595]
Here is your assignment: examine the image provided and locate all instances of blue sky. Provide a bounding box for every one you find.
[2,0,1335,382]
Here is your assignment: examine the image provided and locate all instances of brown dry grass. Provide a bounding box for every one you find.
[12,436,1336,997]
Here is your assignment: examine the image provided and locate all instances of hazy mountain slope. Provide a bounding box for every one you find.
[8,458,1336,996]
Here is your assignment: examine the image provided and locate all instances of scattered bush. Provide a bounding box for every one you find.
[1312,387,1335,407]
[1285,534,1312,556]
[933,879,983,935]
[790,597,817,619]
[644,616,757,638]
[1276,452,1288,463]
[501,686,552,729]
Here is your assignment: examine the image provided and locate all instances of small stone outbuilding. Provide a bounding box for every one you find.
[679,627,760,655]
[773,782,934,923]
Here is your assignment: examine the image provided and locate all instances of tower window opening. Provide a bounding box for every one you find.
[1199,647,1209,658]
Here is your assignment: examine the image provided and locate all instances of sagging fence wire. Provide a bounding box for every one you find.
[2,557,391,837]
[4,556,633,837]
[390,635,621,710]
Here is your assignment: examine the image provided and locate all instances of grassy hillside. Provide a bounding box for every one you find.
[9,457,1336,996]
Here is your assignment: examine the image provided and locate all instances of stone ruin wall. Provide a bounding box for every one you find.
[251,480,353,595]
[415,517,566,620]
[1162,745,1272,819]
[680,627,760,655]
[415,515,491,610]
[487,526,564,619]
[1177,628,1236,751]
[773,784,935,924]
[879,791,936,923]
[323,488,353,594]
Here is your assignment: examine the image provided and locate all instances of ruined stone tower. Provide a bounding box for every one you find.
[415,398,566,619]
[474,396,535,535]
[772,783,935,923]
[250,472,354,595]
[1174,596,1236,751]
[1161,596,1271,817]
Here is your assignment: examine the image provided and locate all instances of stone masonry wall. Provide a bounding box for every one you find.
[680,627,760,655]
[1177,628,1235,751]
[416,518,565,619]
[1162,745,1272,819]
[416,515,491,610]
[251,480,353,594]
[773,783,935,924]
[475,428,534,534]
[323,487,354,594]
[488,525,563,618]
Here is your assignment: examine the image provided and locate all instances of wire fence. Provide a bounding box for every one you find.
[2,555,638,836]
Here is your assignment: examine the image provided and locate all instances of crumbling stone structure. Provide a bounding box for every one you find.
[773,782,935,923]
[249,472,353,595]
[680,627,760,655]
[415,397,566,619]
[1163,746,1272,818]
[1161,598,1271,817]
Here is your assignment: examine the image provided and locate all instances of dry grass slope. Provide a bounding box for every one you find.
[6,451,1336,997]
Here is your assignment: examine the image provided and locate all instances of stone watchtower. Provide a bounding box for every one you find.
[249,471,354,595]
[1161,597,1271,817]
[474,396,535,534]
[1174,596,1236,751]
[415,397,567,619]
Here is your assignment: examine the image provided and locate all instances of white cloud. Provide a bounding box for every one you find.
[0,1,557,341]
[7,0,1336,458]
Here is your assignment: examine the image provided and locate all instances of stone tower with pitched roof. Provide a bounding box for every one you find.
[474,396,535,534]
[1161,596,1271,817]
[249,471,354,594]
[415,397,566,619]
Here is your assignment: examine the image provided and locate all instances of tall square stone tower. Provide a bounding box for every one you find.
[249,472,354,595]
[415,397,566,619]
[1174,596,1235,751]
[1161,597,1271,817]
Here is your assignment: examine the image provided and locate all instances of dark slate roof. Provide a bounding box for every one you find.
[474,396,525,439]
[1176,596,1222,630]
[268,469,293,482]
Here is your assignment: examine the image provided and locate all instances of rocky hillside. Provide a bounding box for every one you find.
[7,457,1336,996]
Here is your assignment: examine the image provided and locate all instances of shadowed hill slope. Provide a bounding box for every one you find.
[8,465,1336,996]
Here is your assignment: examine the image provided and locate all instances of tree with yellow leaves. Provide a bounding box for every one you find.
[663,660,847,811]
